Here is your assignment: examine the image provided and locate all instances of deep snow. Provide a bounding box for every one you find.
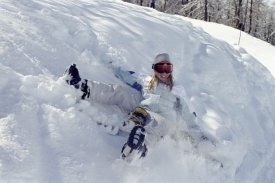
[1,0,275,183]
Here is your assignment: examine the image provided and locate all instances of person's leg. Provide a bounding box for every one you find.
[87,81,142,112]
[121,125,147,163]
[120,111,167,163]
[64,63,142,112]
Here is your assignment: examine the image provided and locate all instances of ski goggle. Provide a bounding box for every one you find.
[152,63,173,73]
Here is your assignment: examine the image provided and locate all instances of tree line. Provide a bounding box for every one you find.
[123,0,275,46]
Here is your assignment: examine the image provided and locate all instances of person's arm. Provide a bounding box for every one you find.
[109,64,145,92]
[172,84,196,116]
[172,84,204,139]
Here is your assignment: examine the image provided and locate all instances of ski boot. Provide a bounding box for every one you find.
[120,106,148,133]
[63,63,90,99]
[121,125,147,163]
[64,63,81,86]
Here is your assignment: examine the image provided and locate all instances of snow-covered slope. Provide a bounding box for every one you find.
[182,17,275,78]
[1,0,275,182]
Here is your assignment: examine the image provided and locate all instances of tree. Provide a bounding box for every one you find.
[248,0,253,33]
[204,0,208,21]
[123,0,275,46]
[234,0,243,28]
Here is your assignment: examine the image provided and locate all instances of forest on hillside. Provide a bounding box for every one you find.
[124,0,275,46]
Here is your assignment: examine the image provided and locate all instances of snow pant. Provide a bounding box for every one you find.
[85,80,142,113]
[144,111,175,149]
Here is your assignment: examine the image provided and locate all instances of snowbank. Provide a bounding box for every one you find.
[1,0,275,182]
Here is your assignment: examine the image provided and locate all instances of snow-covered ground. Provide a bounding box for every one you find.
[268,0,275,6]
[1,0,275,182]
[182,17,275,78]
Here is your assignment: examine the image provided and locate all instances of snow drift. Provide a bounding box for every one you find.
[1,0,275,182]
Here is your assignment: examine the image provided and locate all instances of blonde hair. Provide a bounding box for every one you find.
[147,73,174,91]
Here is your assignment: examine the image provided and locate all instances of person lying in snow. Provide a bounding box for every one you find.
[63,53,211,163]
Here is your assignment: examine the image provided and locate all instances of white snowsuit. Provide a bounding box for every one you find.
[82,65,202,149]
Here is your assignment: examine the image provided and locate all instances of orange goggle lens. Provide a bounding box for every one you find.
[153,63,173,73]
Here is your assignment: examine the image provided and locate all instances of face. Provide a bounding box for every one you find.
[154,61,172,82]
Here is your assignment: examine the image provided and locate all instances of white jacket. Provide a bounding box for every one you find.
[111,65,202,147]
